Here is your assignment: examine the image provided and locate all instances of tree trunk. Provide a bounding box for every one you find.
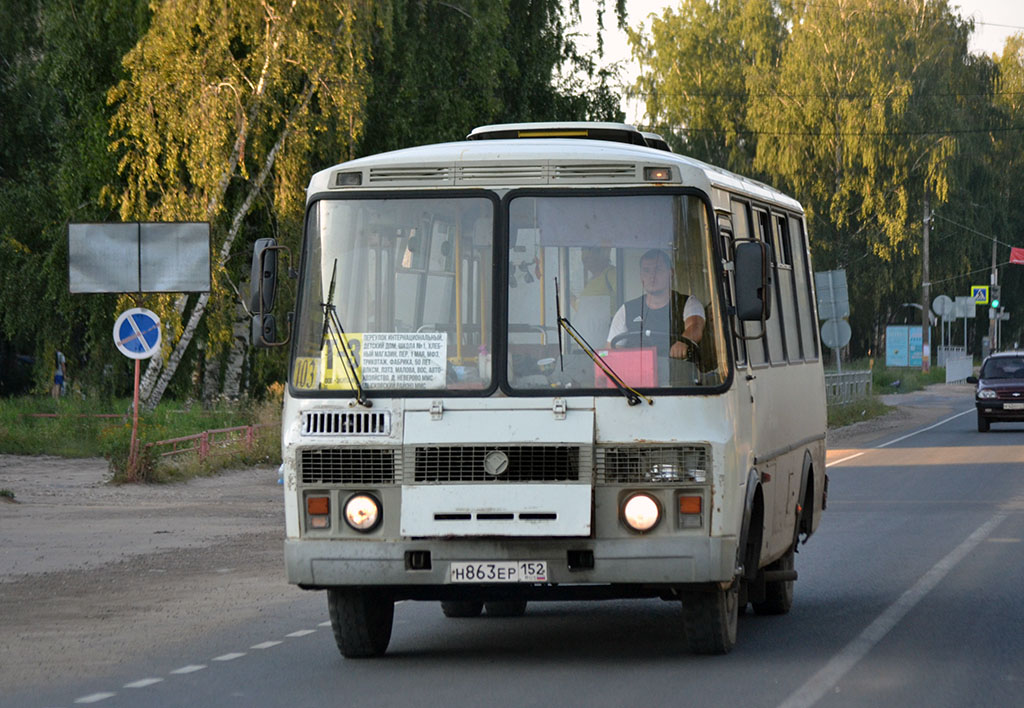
[222,302,249,399]
[202,348,221,406]
[138,293,189,402]
[140,101,305,411]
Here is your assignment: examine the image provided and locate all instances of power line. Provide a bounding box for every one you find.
[668,125,1024,137]
[932,212,1018,249]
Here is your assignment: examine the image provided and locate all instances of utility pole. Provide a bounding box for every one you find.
[989,239,998,352]
[921,190,930,373]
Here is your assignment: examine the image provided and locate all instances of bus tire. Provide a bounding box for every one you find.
[441,600,484,618]
[681,582,739,654]
[484,600,528,617]
[327,588,394,658]
[751,547,794,616]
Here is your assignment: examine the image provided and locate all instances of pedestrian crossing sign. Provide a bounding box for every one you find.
[971,285,989,305]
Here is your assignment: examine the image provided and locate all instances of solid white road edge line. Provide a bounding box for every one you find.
[826,409,973,468]
[776,511,1009,708]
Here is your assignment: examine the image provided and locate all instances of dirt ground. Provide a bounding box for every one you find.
[0,383,976,691]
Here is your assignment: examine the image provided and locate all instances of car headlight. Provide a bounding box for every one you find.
[978,388,996,399]
[622,493,661,533]
[344,493,381,532]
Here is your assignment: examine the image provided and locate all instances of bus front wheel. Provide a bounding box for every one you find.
[680,581,739,654]
[327,588,394,658]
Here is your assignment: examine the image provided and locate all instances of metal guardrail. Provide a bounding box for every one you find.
[146,424,275,461]
[824,369,873,405]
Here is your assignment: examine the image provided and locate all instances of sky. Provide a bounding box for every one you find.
[575,0,1024,123]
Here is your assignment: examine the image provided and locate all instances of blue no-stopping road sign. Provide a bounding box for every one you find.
[113,307,162,359]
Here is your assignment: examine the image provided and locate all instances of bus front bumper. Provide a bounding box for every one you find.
[285,536,738,594]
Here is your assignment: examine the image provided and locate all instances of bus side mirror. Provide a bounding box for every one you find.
[252,314,277,348]
[249,237,278,314]
[734,240,771,322]
[248,238,292,348]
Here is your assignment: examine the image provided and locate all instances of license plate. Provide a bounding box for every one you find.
[1003,402,1024,410]
[449,560,548,583]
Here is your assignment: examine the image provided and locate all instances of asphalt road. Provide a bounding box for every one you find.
[7,402,1024,708]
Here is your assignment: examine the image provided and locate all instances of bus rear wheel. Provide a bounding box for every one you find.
[752,547,795,615]
[327,588,394,658]
[680,581,738,654]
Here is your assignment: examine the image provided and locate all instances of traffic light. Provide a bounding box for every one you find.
[991,284,1001,309]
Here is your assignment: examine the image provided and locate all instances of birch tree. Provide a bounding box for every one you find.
[108,0,388,409]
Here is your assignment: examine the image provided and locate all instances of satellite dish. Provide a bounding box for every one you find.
[820,318,851,349]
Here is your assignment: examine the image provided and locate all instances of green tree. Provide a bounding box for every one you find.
[0,0,150,396]
[749,0,986,357]
[108,0,390,409]
[630,0,788,173]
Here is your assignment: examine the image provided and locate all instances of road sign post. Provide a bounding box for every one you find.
[113,308,162,480]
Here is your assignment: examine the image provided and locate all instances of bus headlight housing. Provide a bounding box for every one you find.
[622,493,661,533]
[344,493,382,532]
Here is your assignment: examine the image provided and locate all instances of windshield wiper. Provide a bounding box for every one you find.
[320,259,371,407]
[554,278,651,407]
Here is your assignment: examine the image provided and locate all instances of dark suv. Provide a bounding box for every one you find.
[967,351,1024,432]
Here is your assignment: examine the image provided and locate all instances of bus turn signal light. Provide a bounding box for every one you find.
[679,496,702,515]
[307,496,330,516]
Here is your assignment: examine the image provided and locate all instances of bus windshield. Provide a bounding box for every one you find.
[290,191,728,396]
[506,192,729,391]
[292,195,495,394]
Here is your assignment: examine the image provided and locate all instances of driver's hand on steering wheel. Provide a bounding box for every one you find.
[669,340,689,359]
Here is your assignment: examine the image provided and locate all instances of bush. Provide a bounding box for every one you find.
[0,391,282,483]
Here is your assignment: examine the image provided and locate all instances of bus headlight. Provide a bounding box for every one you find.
[344,493,381,532]
[622,493,661,533]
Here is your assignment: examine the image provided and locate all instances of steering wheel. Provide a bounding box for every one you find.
[609,330,700,364]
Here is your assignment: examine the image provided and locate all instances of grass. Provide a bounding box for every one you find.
[826,395,892,428]
[0,388,282,483]
[823,360,954,429]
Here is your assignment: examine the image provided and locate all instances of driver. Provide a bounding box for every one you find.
[606,249,705,359]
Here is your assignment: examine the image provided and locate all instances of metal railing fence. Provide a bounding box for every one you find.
[824,369,873,405]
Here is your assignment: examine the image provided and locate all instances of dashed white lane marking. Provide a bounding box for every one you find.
[169,664,206,674]
[777,512,1008,708]
[70,613,329,703]
[250,640,283,649]
[826,409,973,468]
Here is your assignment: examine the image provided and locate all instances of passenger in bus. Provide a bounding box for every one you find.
[606,249,705,360]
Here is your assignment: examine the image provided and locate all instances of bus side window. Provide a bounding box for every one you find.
[717,214,745,367]
[774,213,803,362]
[755,206,786,365]
[731,198,766,366]
[790,215,819,360]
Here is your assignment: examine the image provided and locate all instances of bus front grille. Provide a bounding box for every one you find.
[299,447,400,485]
[412,445,583,483]
[596,445,710,484]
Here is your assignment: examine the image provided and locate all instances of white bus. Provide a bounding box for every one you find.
[253,122,828,656]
